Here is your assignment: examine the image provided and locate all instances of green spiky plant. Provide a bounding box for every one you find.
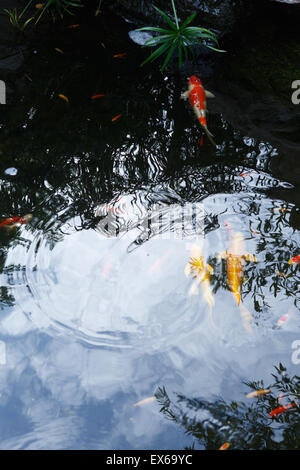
[135,0,225,71]
[3,5,34,32]
[34,0,83,23]
[4,0,84,28]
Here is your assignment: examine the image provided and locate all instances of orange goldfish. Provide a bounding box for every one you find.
[269,403,296,417]
[113,53,126,58]
[54,48,64,54]
[67,24,80,29]
[181,75,216,147]
[111,114,121,122]
[58,94,69,103]
[91,94,105,99]
[149,249,172,274]
[219,443,230,450]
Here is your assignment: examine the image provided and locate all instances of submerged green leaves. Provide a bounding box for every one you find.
[3,0,83,29]
[135,3,226,71]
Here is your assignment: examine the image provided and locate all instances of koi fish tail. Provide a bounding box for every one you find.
[239,304,253,333]
[233,291,241,306]
[202,124,217,147]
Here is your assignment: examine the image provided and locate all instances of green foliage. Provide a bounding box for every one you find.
[3,0,83,29]
[135,0,225,71]
[155,365,300,450]
[3,7,34,32]
[34,0,83,23]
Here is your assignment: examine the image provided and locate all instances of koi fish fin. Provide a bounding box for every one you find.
[245,253,257,262]
[207,264,214,275]
[205,90,215,98]
[181,90,189,100]
[202,125,217,147]
[216,251,228,260]
[189,281,199,296]
[184,263,193,277]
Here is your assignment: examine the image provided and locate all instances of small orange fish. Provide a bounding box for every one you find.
[91,94,105,99]
[100,42,106,48]
[269,403,296,417]
[35,3,44,9]
[113,53,126,58]
[111,114,121,122]
[246,389,271,399]
[219,443,230,451]
[276,271,286,278]
[133,396,156,407]
[239,172,251,177]
[272,208,288,213]
[58,94,69,103]
[55,48,64,54]
[277,314,289,327]
[288,255,300,265]
[67,24,80,29]
[278,394,283,404]
[149,250,172,274]
[250,228,259,236]
[101,260,112,279]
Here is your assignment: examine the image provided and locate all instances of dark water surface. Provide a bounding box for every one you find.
[0,9,299,449]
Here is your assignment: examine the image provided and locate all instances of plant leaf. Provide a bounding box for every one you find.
[179,13,197,30]
[135,26,173,34]
[140,40,171,67]
[153,5,178,31]
[160,39,177,71]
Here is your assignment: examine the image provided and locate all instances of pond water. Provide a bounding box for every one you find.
[0,10,299,449]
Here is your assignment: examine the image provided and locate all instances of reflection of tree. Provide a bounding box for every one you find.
[0,12,298,317]
[155,364,300,450]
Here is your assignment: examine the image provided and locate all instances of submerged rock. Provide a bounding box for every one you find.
[110,0,254,36]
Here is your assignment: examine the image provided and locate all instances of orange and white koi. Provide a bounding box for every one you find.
[246,389,271,399]
[269,403,296,417]
[288,255,300,265]
[181,75,216,147]
[0,214,32,230]
[218,228,257,332]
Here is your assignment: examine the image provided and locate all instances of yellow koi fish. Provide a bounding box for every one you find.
[218,231,257,332]
[185,245,215,326]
